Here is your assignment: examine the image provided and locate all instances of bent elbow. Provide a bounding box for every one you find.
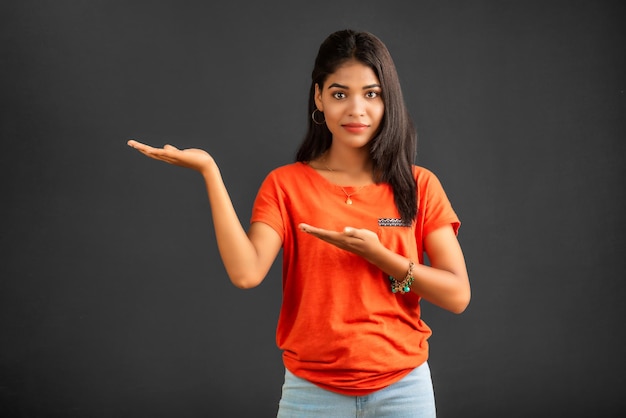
[231,280,260,290]
[228,272,264,290]
[450,290,471,314]
[450,302,469,315]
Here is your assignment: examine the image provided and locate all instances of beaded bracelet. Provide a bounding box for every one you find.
[389,261,415,294]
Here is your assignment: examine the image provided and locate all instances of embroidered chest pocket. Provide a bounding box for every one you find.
[377,218,418,261]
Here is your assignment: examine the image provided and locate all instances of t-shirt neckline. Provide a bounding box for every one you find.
[297,161,378,194]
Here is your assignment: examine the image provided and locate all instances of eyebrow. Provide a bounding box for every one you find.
[328,82,381,90]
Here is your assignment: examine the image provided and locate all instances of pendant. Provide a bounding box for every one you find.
[345,197,353,205]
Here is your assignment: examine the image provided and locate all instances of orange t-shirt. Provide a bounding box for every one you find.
[251,162,460,395]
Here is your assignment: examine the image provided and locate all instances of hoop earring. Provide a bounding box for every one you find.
[311,109,325,125]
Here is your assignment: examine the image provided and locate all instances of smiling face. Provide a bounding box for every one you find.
[314,59,385,151]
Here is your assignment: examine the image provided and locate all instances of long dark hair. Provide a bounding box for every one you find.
[295,29,418,224]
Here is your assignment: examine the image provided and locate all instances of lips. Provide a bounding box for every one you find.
[342,123,369,133]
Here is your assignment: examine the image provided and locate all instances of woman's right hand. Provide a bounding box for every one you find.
[127,139,215,174]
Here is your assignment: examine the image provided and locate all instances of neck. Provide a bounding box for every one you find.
[324,147,372,176]
[321,147,374,186]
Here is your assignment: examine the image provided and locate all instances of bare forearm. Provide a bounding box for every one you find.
[299,223,470,313]
[367,245,470,314]
[409,262,470,313]
[127,139,276,288]
[200,163,263,288]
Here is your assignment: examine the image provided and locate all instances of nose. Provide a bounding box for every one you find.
[347,96,366,116]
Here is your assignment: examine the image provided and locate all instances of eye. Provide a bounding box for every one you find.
[366,91,380,99]
[332,91,346,100]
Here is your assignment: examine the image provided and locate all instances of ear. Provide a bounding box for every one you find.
[314,83,323,112]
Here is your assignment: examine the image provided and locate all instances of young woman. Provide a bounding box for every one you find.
[128,29,470,417]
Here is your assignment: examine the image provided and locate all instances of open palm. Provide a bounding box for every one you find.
[127,139,214,173]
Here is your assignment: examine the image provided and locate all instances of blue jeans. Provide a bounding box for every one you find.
[277,362,436,417]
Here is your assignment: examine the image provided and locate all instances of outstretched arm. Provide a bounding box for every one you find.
[128,140,282,288]
[299,223,470,313]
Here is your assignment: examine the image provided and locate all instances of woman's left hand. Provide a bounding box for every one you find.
[298,223,381,260]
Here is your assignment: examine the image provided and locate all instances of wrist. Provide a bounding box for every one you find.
[389,260,415,294]
[200,158,219,178]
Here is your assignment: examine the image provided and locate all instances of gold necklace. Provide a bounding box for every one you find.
[324,160,367,205]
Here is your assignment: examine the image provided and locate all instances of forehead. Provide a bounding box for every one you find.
[324,60,380,88]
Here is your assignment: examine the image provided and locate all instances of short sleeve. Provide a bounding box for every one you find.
[251,169,286,241]
[417,167,461,237]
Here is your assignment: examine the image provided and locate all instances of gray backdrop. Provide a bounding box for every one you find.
[1,0,625,417]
